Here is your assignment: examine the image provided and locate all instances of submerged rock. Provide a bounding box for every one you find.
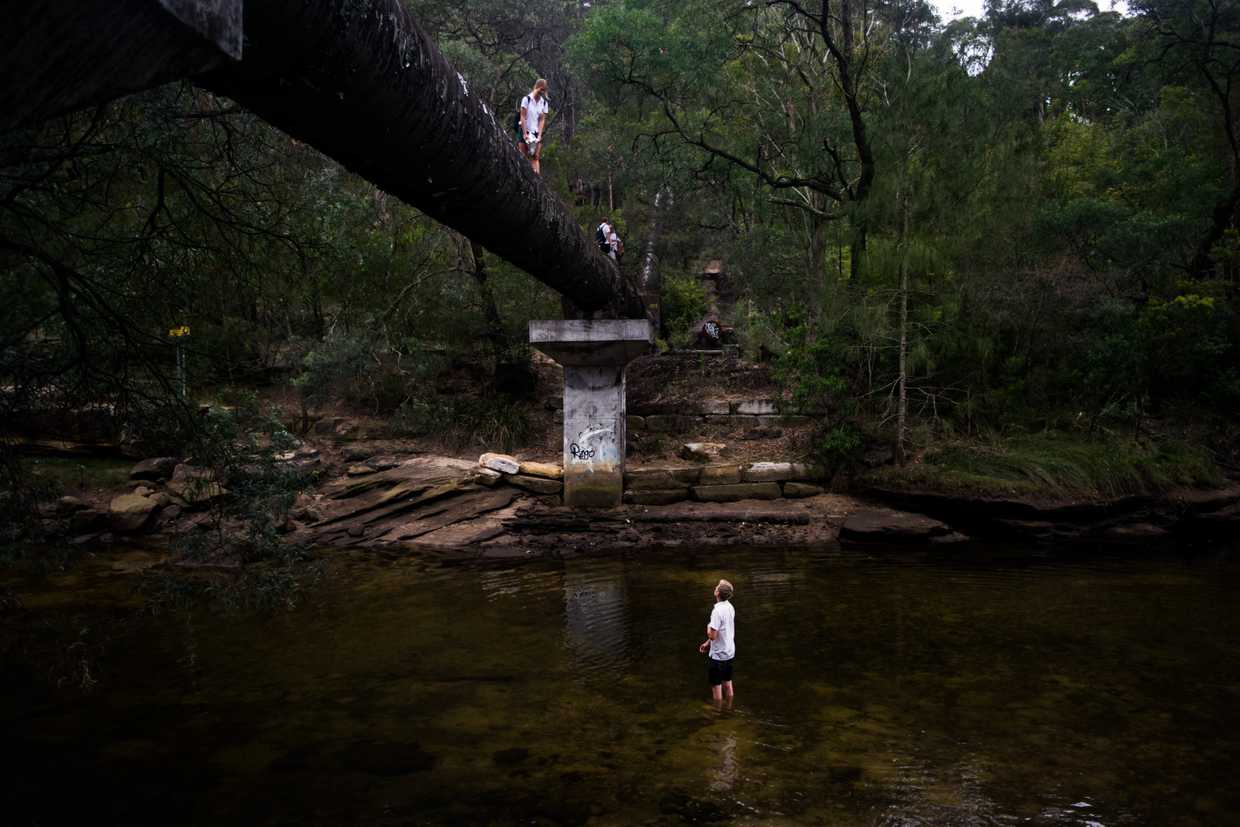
[840,508,954,544]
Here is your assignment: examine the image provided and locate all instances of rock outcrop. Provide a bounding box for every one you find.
[109,493,160,534]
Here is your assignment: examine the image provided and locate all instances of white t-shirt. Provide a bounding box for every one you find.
[708,600,735,661]
[522,93,549,136]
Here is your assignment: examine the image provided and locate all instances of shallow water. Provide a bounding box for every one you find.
[3,542,1239,825]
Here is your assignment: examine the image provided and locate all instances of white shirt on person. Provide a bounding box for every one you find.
[522,94,549,136]
[708,600,735,661]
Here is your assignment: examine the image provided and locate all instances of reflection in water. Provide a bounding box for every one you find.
[2,544,1238,826]
[562,562,630,676]
[709,730,738,792]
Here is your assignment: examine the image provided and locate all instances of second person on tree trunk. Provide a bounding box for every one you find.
[519,79,549,175]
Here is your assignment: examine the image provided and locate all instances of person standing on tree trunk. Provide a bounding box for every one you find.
[519,79,549,175]
[698,579,735,705]
[608,226,623,262]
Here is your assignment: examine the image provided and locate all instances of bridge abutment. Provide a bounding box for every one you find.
[529,320,654,508]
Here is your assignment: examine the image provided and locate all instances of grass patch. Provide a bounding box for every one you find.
[864,433,1224,500]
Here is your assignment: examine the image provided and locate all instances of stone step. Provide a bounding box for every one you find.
[624,461,824,489]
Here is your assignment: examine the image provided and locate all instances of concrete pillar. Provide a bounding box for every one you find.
[529,320,654,508]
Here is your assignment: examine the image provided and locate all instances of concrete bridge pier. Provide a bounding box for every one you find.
[529,320,654,508]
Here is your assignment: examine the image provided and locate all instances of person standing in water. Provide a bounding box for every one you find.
[698,579,735,702]
[519,78,549,175]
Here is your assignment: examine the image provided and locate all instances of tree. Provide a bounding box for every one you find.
[1135,0,1240,279]
[572,0,935,281]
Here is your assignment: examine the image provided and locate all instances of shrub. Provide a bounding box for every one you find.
[661,273,708,347]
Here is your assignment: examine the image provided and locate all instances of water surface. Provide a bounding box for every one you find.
[3,543,1238,825]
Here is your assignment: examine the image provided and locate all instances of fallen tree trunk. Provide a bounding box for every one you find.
[198,0,647,319]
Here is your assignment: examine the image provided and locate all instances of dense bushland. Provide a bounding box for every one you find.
[1,0,1236,514]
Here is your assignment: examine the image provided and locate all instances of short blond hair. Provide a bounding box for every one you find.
[716,579,733,600]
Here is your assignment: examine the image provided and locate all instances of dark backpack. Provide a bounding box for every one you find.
[595,224,609,252]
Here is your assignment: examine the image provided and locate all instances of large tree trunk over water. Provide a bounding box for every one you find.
[199,0,647,319]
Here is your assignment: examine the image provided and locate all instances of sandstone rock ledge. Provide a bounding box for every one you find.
[280,454,904,558]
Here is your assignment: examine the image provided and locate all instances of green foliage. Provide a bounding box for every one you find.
[1139,291,1239,407]
[660,273,708,347]
[395,394,532,452]
[773,321,854,416]
[1,0,1238,518]
[866,433,1223,498]
[815,424,865,473]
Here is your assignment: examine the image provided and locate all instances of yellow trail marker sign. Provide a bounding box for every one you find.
[168,325,191,338]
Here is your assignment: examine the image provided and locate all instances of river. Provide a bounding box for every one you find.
[3,542,1238,825]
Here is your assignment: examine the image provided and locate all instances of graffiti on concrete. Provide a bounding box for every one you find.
[569,443,597,460]
[568,425,611,463]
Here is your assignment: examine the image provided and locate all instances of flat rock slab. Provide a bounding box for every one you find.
[742,462,813,483]
[1099,522,1172,542]
[693,482,782,502]
[783,482,825,498]
[699,465,742,485]
[313,488,519,548]
[734,399,778,415]
[624,488,691,506]
[394,488,520,541]
[324,457,476,501]
[840,508,953,544]
[626,466,703,490]
[506,474,563,495]
[634,502,811,524]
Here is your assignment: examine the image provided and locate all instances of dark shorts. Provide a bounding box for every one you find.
[708,657,734,686]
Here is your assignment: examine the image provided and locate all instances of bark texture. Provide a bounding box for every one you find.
[0,0,241,131]
[198,0,647,319]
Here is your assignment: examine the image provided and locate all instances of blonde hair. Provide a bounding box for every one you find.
[531,78,548,96]
[716,579,733,600]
